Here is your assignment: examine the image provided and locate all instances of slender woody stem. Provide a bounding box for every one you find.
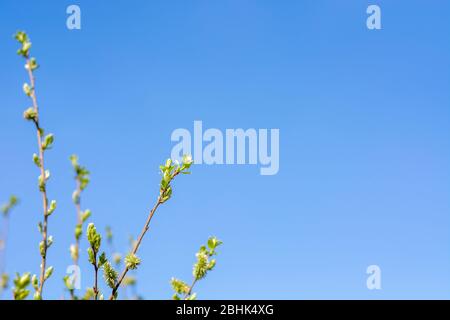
[109,200,162,299]
[109,172,180,300]
[184,278,198,300]
[26,58,50,297]
[93,250,99,300]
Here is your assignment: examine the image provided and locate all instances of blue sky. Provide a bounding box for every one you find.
[0,0,449,299]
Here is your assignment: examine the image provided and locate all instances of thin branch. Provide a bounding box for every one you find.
[109,199,162,300]
[92,250,99,300]
[184,278,198,300]
[26,58,50,298]
[109,171,181,300]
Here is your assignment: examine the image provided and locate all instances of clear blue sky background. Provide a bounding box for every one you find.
[0,0,449,299]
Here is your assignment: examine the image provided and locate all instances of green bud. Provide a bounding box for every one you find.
[16,273,31,288]
[14,31,28,44]
[160,186,172,203]
[87,247,95,265]
[207,236,222,253]
[69,154,79,168]
[38,170,50,191]
[102,262,118,289]
[47,200,56,216]
[14,289,30,301]
[182,154,193,169]
[25,57,39,71]
[31,274,39,291]
[83,288,95,300]
[63,275,74,291]
[80,176,90,191]
[32,153,41,167]
[75,224,82,241]
[42,134,54,150]
[98,252,107,268]
[39,240,45,257]
[47,235,54,248]
[86,223,101,253]
[208,259,216,271]
[16,37,32,57]
[23,83,32,96]
[12,272,31,300]
[81,209,91,223]
[23,107,37,121]
[44,266,53,280]
[193,252,209,280]
[124,253,141,270]
[170,278,190,295]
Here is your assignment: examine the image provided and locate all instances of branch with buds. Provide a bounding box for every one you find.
[9,32,223,301]
[108,156,193,300]
[15,31,56,300]
[171,237,222,300]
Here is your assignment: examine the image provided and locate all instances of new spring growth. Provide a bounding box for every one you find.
[1,196,19,217]
[124,253,141,270]
[103,261,118,289]
[193,237,222,281]
[15,31,31,58]
[70,155,90,196]
[16,31,55,298]
[107,155,194,300]
[70,155,91,263]
[86,223,108,299]
[12,272,31,300]
[87,223,101,260]
[171,236,222,300]
[159,154,193,204]
[14,31,39,70]
[39,236,54,257]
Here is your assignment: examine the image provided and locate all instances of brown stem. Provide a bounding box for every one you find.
[26,58,50,298]
[184,278,198,300]
[109,200,162,300]
[92,249,99,300]
[108,171,180,300]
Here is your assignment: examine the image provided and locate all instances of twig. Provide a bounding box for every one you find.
[109,198,163,300]
[109,161,189,300]
[92,250,99,300]
[25,57,51,298]
[184,278,198,299]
